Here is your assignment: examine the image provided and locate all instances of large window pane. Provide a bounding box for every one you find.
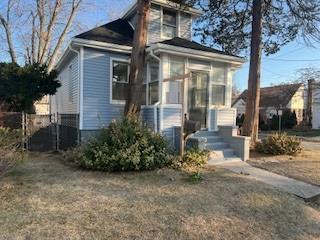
[149,60,159,104]
[163,9,176,25]
[112,82,128,101]
[163,25,176,38]
[112,61,129,101]
[113,61,128,83]
[211,85,225,105]
[162,9,176,38]
[170,57,184,77]
[149,82,159,104]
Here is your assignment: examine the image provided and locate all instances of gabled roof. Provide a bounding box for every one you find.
[159,37,238,57]
[73,20,239,58]
[75,19,134,46]
[233,83,303,108]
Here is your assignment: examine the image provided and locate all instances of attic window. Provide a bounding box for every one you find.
[162,9,177,38]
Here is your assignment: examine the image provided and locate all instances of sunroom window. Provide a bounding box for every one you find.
[162,9,177,38]
[112,61,129,101]
[149,60,159,104]
[211,66,227,106]
[165,57,184,104]
[211,85,226,106]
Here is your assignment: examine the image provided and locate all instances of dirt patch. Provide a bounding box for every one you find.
[248,149,320,186]
[0,153,319,240]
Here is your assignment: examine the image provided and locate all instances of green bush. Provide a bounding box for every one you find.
[172,148,209,169]
[256,132,302,155]
[0,127,25,177]
[75,116,173,171]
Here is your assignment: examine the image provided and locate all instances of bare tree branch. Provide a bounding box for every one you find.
[0,0,17,63]
[47,0,82,71]
[39,0,62,64]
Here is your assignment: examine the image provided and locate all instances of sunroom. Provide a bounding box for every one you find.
[110,41,244,141]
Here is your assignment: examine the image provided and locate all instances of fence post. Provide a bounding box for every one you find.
[22,112,26,150]
[56,112,59,151]
[76,114,80,146]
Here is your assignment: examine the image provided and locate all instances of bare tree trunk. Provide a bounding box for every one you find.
[0,0,17,64]
[37,0,46,63]
[242,0,263,143]
[124,0,151,116]
[39,0,62,63]
[306,79,315,126]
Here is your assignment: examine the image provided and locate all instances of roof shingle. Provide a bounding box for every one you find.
[75,19,134,46]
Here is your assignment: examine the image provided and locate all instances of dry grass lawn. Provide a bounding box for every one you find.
[0,153,320,240]
[248,148,320,186]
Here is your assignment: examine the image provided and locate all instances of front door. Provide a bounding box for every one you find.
[187,71,209,128]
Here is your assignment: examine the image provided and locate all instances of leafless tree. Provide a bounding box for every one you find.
[0,0,84,70]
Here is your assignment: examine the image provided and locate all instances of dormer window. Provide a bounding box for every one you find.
[162,9,177,38]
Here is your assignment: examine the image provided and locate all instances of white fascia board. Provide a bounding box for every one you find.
[55,41,73,71]
[72,38,132,53]
[122,0,202,19]
[148,43,246,67]
[55,38,132,71]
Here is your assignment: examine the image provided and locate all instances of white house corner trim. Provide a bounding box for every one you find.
[79,47,84,130]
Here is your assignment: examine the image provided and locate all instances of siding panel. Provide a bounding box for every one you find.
[51,53,79,114]
[148,4,161,44]
[82,48,129,130]
[179,12,192,40]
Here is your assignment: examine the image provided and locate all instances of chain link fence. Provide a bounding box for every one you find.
[0,112,79,152]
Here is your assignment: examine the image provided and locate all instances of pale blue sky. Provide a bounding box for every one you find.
[233,41,320,91]
[1,0,319,90]
[85,0,320,91]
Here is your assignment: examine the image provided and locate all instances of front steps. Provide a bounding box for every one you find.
[187,130,243,165]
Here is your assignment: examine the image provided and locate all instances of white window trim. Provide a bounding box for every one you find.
[110,57,130,105]
[161,6,178,40]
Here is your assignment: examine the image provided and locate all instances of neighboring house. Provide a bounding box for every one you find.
[34,96,50,114]
[51,0,247,157]
[232,83,306,124]
[312,82,320,129]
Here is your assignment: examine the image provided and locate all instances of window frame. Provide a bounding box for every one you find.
[161,8,178,39]
[110,58,130,104]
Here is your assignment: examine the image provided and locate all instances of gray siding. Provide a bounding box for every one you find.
[82,48,129,130]
[210,108,236,131]
[51,53,79,114]
[141,107,155,130]
[162,107,182,143]
[179,12,192,40]
[148,4,161,44]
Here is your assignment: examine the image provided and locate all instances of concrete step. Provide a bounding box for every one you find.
[208,157,242,166]
[205,142,230,150]
[193,131,219,137]
[191,135,222,143]
[209,148,235,158]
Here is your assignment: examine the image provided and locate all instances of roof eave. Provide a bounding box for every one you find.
[72,37,132,52]
[148,43,246,66]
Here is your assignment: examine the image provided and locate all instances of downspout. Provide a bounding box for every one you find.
[148,46,161,132]
[68,43,82,138]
